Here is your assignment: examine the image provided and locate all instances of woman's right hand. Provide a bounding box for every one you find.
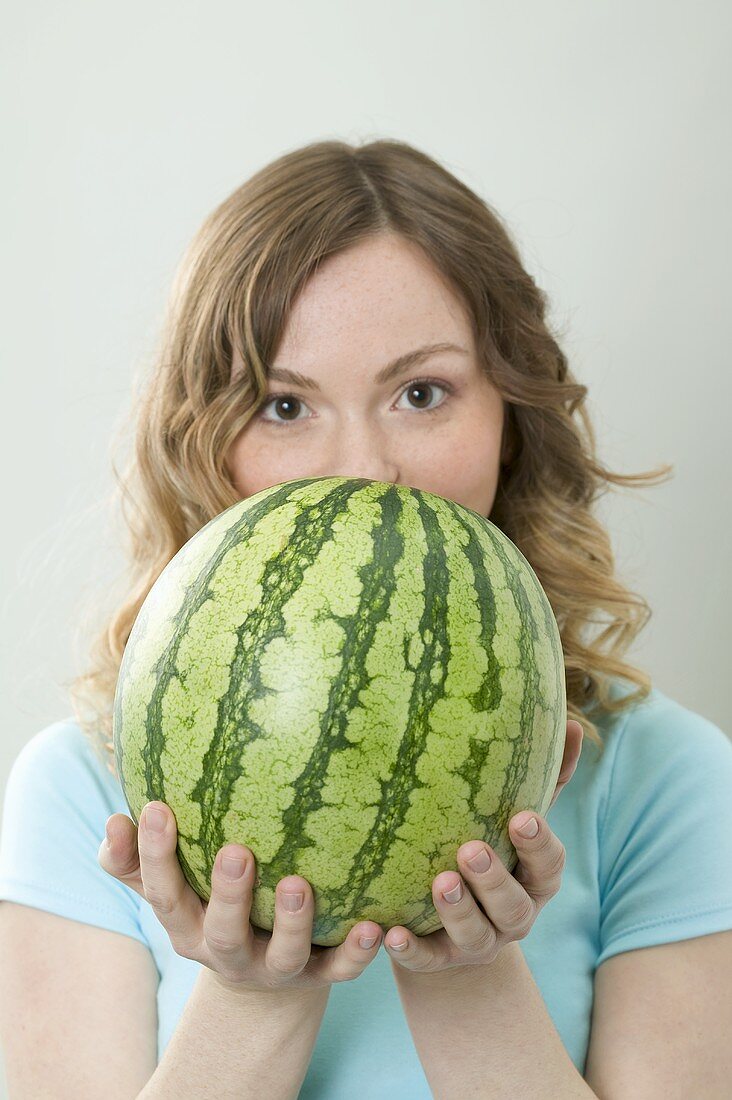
[98,800,384,995]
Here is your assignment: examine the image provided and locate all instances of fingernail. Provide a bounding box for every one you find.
[442,880,463,904]
[467,848,492,873]
[359,935,378,949]
[388,938,408,951]
[282,892,304,912]
[517,816,539,838]
[144,806,166,834]
[221,854,246,879]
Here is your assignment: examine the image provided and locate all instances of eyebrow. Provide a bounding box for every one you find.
[266,342,470,392]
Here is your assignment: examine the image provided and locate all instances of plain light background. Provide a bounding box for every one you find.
[1,1,730,1093]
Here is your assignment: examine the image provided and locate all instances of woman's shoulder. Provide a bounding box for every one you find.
[583,678,732,833]
[4,716,125,815]
[584,681,732,964]
[0,717,145,943]
[590,677,730,761]
[15,715,98,762]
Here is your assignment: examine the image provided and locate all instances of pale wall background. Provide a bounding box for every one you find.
[1,0,730,1094]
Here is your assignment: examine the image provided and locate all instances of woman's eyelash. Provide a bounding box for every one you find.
[258,377,455,427]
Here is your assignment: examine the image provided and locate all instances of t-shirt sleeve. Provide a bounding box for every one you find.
[0,719,148,948]
[596,696,732,967]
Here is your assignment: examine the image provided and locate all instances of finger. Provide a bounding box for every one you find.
[426,864,513,957]
[455,842,536,940]
[561,720,584,779]
[205,857,384,988]
[314,919,384,984]
[138,801,206,958]
[258,874,321,980]
[549,721,584,809]
[506,813,566,903]
[252,873,383,985]
[200,844,260,975]
[98,813,144,895]
[383,924,456,972]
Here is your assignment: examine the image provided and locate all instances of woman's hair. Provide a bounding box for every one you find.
[67,138,672,777]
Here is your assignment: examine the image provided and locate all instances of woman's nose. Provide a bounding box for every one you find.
[316,421,400,485]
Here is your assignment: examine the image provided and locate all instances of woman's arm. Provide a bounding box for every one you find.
[138,968,329,1100]
[391,943,595,1099]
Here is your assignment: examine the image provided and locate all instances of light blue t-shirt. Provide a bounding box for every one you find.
[1,680,732,1096]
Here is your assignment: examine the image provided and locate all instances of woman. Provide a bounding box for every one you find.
[1,138,731,1098]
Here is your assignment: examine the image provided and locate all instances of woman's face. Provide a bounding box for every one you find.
[225,232,506,517]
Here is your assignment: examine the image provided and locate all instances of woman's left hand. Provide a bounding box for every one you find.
[384,719,584,975]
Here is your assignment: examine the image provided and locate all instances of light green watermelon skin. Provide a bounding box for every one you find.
[113,476,566,947]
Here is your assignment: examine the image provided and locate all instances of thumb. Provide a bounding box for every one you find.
[98,813,144,896]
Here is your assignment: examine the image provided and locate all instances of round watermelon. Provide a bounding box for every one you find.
[112,476,566,946]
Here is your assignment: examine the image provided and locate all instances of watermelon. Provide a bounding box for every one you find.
[113,476,566,947]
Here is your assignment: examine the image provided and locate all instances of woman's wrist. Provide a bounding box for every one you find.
[201,964,331,1008]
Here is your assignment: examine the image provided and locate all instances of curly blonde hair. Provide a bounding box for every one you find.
[66,138,672,778]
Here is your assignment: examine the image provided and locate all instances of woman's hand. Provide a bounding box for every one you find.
[98,801,384,995]
[384,719,584,976]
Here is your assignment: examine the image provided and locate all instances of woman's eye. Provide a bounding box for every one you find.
[259,395,308,424]
[258,379,451,426]
[394,380,449,412]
